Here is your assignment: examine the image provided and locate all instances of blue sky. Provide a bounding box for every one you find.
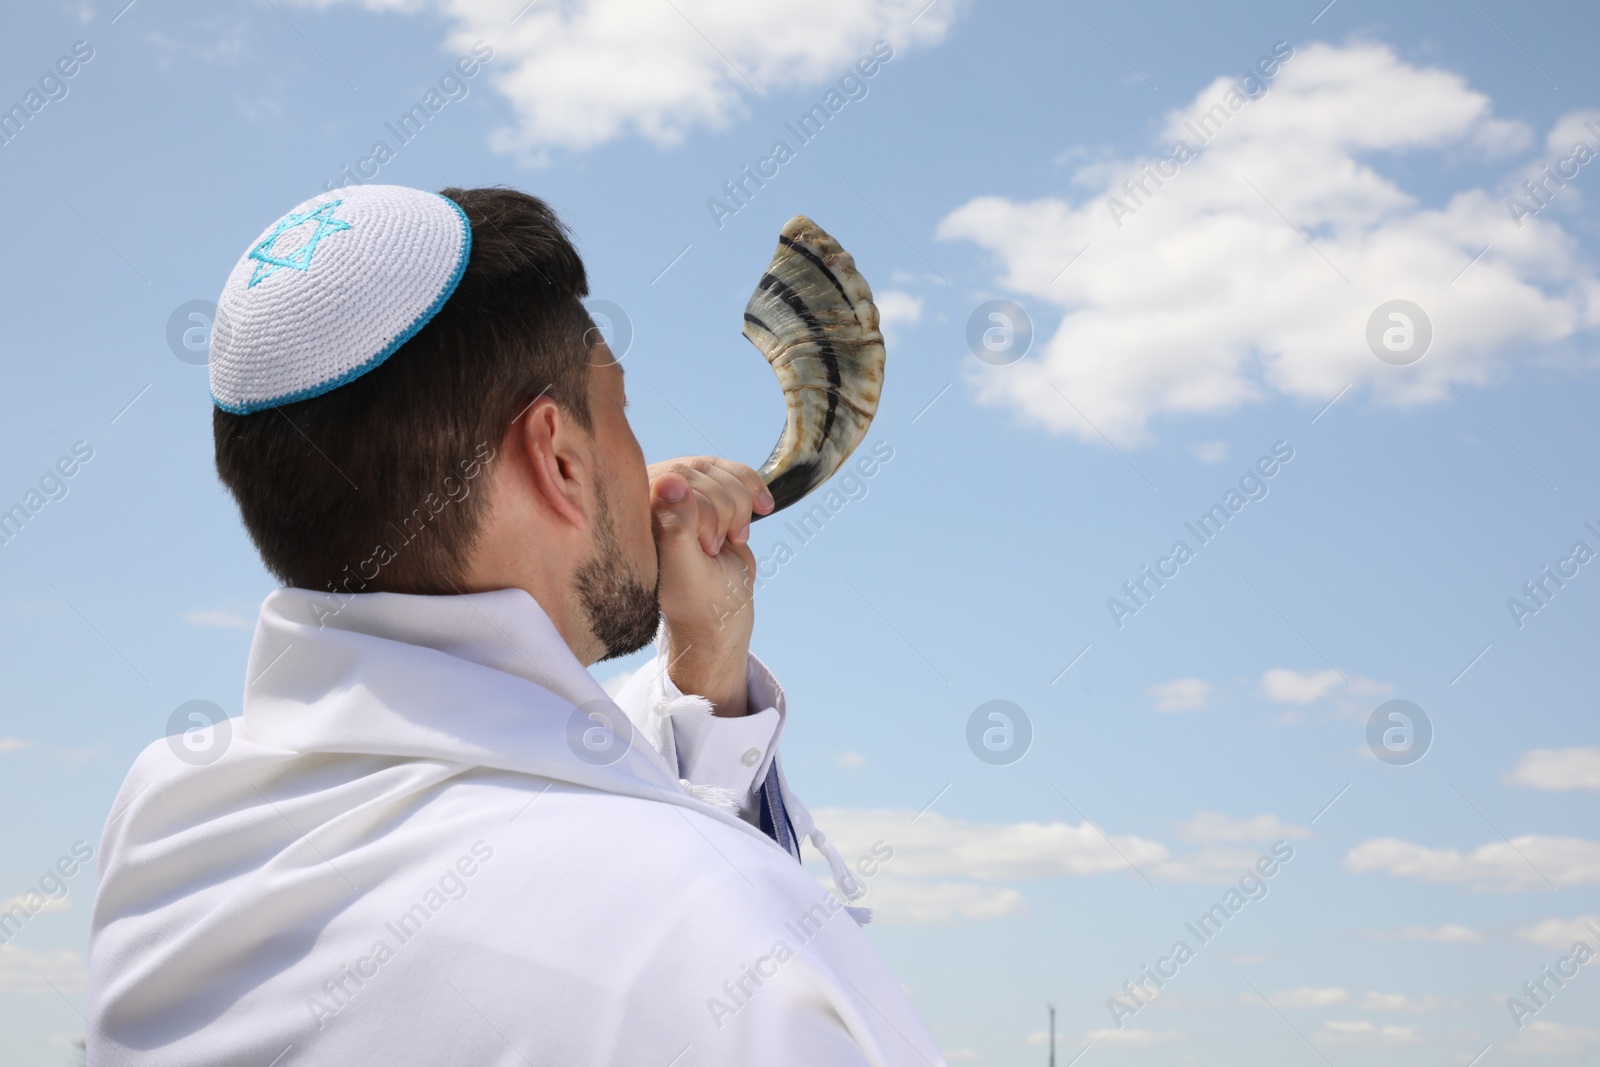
[2,0,1599,1063]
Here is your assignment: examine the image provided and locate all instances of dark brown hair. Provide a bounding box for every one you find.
[213,186,593,596]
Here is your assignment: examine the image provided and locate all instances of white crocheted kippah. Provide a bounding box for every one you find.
[208,185,471,414]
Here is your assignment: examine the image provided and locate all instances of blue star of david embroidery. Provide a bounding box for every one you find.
[247,200,353,288]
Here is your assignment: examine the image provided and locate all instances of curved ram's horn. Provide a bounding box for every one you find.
[744,215,886,517]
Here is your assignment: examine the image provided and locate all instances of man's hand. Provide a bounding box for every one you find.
[648,457,774,717]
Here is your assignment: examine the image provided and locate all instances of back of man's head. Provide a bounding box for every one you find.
[214,187,594,597]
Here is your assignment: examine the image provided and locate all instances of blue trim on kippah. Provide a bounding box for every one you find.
[212,193,474,415]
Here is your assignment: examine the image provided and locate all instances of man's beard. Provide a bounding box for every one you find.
[573,480,660,662]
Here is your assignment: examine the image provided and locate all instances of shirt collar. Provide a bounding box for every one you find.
[267,585,601,709]
[242,586,677,790]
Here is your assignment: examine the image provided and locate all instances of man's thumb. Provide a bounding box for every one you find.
[651,474,698,547]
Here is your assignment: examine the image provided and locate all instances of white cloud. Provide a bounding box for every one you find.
[1244,987,1452,1015]
[0,894,71,916]
[1148,677,1211,712]
[1505,747,1600,791]
[831,751,867,769]
[1252,988,1442,1011]
[1504,1021,1600,1057]
[1189,440,1230,463]
[936,43,1597,446]
[1175,811,1310,844]
[814,808,1169,881]
[1261,668,1343,704]
[1545,109,1600,158]
[303,0,959,157]
[0,738,30,754]
[875,289,924,344]
[809,807,1170,924]
[1358,923,1482,943]
[1082,1028,1187,1049]
[1344,835,1600,891]
[1355,992,1450,1013]
[810,807,1315,921]
[0,946,85,994]
[1316,1020,1423,1048]
[1150,844,1276,883]
[851,878,1024,926]
[182,609,251,628]
[1517,914,1600,951]
[1136,993,1232,1012]
[1260,986,1349,1008]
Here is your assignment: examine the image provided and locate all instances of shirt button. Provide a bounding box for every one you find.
[741,747,761,768]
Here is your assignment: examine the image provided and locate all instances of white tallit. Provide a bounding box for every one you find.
[85,588,944,1066]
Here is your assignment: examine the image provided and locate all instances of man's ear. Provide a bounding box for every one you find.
[514,397,592,532]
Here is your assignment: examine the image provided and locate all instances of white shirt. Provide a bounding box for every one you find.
[625,655,786,824]
[84,587,943,1066]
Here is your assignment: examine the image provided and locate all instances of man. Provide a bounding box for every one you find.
[86,185,942,1065]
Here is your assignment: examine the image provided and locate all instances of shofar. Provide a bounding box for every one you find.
[743,216,885,517]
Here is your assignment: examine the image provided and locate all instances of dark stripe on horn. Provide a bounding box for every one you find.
[778,234,852,305]
[757,272,842,443]
[743,312,773,333]
[758,457,823,517]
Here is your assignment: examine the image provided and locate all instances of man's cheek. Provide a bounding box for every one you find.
[632,473,662,575]
[641,505,662,582]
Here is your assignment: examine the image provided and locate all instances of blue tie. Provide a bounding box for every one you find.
[758,761,802,862]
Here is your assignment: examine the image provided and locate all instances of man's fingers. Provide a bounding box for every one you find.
[690,461,769,543]
[649,458,774,515]
[654,471,689,507]
[706,458,774,515]
[662,468,728,555]
[701,463,757,545]
[649,458,773,555]
[676,467,748,554]
[651,473,700,546]
[651,468,719,554]
[694,480,725,554]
